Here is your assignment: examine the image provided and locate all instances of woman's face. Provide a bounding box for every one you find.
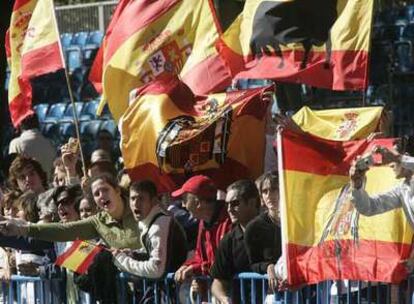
[91,179,123,217]
[57,199,79,223]
[261,179,279,213]
[79,198,97,220]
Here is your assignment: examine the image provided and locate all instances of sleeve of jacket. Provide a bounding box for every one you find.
[183,222,204,275]
[114,216,170,279]
[244,222,269,274]
[350,185,402,216]
[27,216,98,242]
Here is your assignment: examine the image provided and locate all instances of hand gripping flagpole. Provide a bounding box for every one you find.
[51,0,87,177]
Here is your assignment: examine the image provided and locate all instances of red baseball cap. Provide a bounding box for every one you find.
[171,175,217,199]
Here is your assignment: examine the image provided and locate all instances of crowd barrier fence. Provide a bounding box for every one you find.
[0,273,412,304]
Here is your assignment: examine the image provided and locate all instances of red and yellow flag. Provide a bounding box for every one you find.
[55,240,103,274]
[292,106,387,140]
[279,130,413,286]
[217,0,374,90]
[7,0,64,127]
[120,75,271,192]
[88,0,132,94]
[101,0,232,121]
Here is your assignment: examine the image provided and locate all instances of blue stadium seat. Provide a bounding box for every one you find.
[406,5,414,23]
[99,103,113,120]
[60,102,85,122]
[100,120,118,138]
[59,122,76,141]
[86,31,104,45]
[71,31,89,46]
[65,47,83,73]
[60,33,73,48]
[80,120,102,140]
[402,24,414,40]
[80,99,100,120]
[43,103,67,124]
[41,123,61,145]
[82,45,99,66]
[394,41,414,73]
[33,103,50,123]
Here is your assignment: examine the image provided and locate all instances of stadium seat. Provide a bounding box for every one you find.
[71,31,89,46]
[394,41,414,73]
[83,45,99,66]
[60,102,85,122]
[60,33,73,48]
[65,46,83,73]
[100,120,118,138]
[43,103,67,124]
[86,31,104,45]
[41,123,61,145]
[59,122,76,141]
[406,5,414,23]
[33,103,50,123]
[80,120,102,140]
[402,23,414,40]
[79,99,100,120]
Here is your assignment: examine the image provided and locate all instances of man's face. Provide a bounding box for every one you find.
[57,197,79,223]
[390,146,412,179]
[226,189,256,225]
[129,189,154,221]
[183,193,203,219]
[16,165,44,194]
[261,179,279,213]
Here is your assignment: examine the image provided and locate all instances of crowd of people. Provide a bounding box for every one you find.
[0,111,286,304]
[2,107,414,304]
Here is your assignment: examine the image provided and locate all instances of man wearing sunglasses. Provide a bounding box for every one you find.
[211,179,261,304]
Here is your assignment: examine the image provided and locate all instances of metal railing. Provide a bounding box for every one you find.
[55,1,117,33]
[0,273,411,303]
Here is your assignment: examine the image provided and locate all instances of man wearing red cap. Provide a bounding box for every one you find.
[173,175,232,301]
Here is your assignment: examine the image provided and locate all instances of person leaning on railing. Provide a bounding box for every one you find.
[210,180,261,304]
[0,173,140,250]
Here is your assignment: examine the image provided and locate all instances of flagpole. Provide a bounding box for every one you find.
[51,1,87,177]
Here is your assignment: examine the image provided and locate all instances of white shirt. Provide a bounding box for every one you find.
[351,155,414,230]
[9,129,57,177]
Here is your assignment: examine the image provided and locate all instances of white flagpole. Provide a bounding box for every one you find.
[51,0,87,177]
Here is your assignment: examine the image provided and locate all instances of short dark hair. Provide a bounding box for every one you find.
[53,185,83,213]
[19,114,40,131]
[227,179,260,209]
[130,180,158,199]
[8,155,47,191]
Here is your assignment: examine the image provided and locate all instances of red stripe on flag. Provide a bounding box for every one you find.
[104,0,180,66]
[12,0,32,11]
[9,78,34,128]
[127,157,252,193]
[181,54,232,95]
[287,240,411,286]
[281,131,396,176]
[217,39,370,91]
[76,245,103,274]
[55,240,82,267]
[21,41,63,78]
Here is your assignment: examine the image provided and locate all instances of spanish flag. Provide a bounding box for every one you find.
[88,0,132,94]
[292,106,388,140]
[101,0,232,121]
[279,130,413,286]
[55,240,103,274]
[217,0,374,90]
[7,0,64,127]
[120,75,271,192]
